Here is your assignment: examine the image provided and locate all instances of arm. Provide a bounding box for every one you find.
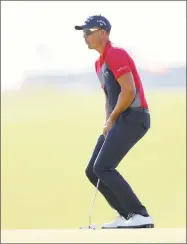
[103,48,137,136]
[109,72,136,122]
[106,48,136,122]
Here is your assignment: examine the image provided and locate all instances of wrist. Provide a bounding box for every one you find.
[109,110,120,121]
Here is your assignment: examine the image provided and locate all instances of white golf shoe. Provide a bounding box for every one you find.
[101,214,154,229]
[101,215,127,229]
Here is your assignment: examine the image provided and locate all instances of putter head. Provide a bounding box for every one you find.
[79,223,97,230]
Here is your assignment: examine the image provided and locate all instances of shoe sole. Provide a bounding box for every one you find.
[102,224,154,229]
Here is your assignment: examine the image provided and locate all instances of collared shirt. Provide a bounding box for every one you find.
[95,41,148,111]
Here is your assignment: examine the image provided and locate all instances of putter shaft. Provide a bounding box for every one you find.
[88,179,100,226]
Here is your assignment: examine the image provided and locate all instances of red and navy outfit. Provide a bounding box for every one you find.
[95,41,148,114]
[75,16,151,219]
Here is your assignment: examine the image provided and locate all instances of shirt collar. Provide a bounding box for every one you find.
[100,40,112,61]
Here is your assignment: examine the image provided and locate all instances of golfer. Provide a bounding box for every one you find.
[75,15,154,229]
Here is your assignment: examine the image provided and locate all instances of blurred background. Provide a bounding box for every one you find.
[1,1,186,230]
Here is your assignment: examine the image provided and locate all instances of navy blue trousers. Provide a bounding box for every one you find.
[85,109,150,218]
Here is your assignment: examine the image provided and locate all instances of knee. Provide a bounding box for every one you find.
[93,163,103,178]
[85,165,95,181]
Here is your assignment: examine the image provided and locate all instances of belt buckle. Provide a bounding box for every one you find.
[143,108,149,113]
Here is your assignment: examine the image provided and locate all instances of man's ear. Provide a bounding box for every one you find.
[101,30,110,37]
[100,29,105,36]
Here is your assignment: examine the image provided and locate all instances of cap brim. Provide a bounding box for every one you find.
[74,25,87,30]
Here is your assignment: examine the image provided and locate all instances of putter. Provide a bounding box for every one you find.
[80,179,100,230]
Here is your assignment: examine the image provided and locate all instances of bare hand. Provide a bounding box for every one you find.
[103,117,115,137]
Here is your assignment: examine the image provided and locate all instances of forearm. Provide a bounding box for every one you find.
[109,89,135,121]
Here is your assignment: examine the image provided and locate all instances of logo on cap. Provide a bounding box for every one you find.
[85,16,94,24]
[97,20,107,26]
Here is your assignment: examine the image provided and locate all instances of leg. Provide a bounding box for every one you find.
[93,111,150,217]
[85,134,130,217]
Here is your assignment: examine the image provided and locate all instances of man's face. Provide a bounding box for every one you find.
[83,28,104,49]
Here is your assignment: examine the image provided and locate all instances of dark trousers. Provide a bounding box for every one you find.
[85,109,150,218]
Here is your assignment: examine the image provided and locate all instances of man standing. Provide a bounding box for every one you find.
[75,15,154,229]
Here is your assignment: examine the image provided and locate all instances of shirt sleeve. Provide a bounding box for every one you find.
[106,48,131,80]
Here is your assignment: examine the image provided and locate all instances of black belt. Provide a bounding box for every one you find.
[127,107,150,114]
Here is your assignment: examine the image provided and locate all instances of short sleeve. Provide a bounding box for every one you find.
[106,48,131,80]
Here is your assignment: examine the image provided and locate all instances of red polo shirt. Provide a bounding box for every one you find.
[95,41,148,109]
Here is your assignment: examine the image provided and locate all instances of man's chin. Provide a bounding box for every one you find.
[87,44,93,50]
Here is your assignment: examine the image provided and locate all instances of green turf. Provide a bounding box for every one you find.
[1,89,186,229]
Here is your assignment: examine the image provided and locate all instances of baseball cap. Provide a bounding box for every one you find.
[74,15,112,32]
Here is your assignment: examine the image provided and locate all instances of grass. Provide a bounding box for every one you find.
[1,88,186,229]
